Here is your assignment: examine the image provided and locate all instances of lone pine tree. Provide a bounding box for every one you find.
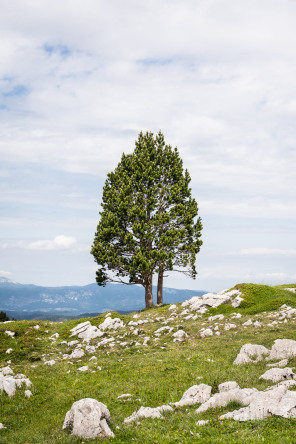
[91,131,202,308]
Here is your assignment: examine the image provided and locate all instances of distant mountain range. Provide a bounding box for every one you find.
[0,277,207,320]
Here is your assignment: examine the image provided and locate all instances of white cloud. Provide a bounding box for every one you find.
[0,270,11,277]
[27,235,76,250]
[239,248,296,255]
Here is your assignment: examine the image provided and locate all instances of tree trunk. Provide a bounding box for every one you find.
[144,273,153,308]
[157,265,164,305]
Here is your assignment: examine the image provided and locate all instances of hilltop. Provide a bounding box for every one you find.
[1,282,296,443]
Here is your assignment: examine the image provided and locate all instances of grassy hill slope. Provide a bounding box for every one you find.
[1,283,296,443]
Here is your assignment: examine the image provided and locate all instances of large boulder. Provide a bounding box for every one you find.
[62,398,114,439]
[234,344,270,365]
[267,339,296,361]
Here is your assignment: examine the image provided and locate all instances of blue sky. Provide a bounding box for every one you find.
[0,0,295,291]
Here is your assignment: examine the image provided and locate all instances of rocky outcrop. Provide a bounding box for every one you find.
[182,289,243,314]
[259,367,295,383]
[220,385,296,421]
[63,398,114,439]
[234,344,270,365]
[267,339,296,361]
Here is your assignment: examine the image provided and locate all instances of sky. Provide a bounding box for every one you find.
[0,0,295,292]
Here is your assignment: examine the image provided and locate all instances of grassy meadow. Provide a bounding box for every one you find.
[1,283,296,443]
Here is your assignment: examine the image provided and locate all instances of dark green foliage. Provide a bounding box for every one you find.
[0,310,9,322]
[91,131,202,307]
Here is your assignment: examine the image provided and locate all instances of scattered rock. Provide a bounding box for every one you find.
[218,381,240,392]
[0,367,32,397]
[117,394,133,400]
[197,420,209,426]
[196,386,258,413]
[25,390,32,398]
[63,398,114,439]
[70,321,104,342]
[266,359,289,368]
[200,328,213,338]
[220,385,296,421]
[69,348,85,360]
[169,304,177,310]
[99,317,125,331]
[124,405,173,423]
[259,367,295,383]
[224,323,236,331]
[208,314,224,321]
[234,344,270,365]
[174,384,212,407]
[4,331,15,338]
[77,366,89,372]
[267,339,296,361]
[6,349,13,354]
[44,360,56,366]
[172,330,188,342]
[0,423,6,429]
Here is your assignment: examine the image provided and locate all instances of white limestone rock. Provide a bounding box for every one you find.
[234,344,270,365]
[200,328,213,338]
[0,366,13,376]
[62,398,114,439]
[0,423,6,429]
[70,321,103,342]
[6,348,13,354]
[117,393,133,400]
[232,295,244,308]
[259,367,295,383]
[182,289,242,313]
[172,330,188,342]
[124,405,173,423]
[69,348,85,359]
[99,317,125,331]
[220,385,296,421]
[44,360,56,366]
[77,366,89,372]
[154,326,173,335]
[267,339,296,361]
[4,331,15,338]
[197,420,209,426]
[169,304,177,310]
[208,314,224,321]
[218,381,240,392]
[196,387,258,413]
[224,323,236,331]
[25,390,32,398]
[266,359,289,368]
[174,384,212,407]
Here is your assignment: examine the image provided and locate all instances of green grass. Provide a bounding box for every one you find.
[1,283,296,443]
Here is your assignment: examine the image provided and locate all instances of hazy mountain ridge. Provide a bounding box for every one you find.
[0,277,206,319]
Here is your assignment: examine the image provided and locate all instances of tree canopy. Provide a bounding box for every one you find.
[91,131,202,307]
